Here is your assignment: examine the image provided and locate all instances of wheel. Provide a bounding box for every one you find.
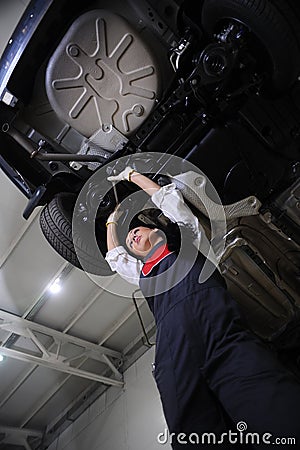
[40,192,113,275]
[201,0,300,92]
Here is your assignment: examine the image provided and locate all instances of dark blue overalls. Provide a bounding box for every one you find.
[139,242,300,449]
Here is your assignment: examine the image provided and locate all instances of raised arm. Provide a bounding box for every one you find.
[128,171,161,195]
[106,168,161,253]
[106,167,217,275]
[108,167,200,233]
[106,208,121,251]
[105,189,142,286]
[107,167,161,196]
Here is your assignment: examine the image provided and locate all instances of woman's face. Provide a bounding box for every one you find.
[126,227,160,257]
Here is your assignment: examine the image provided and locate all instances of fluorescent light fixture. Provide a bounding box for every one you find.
[0,354,4,362]
[49,277,62,294]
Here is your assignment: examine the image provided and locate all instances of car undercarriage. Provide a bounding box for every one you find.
[0,0,299,373]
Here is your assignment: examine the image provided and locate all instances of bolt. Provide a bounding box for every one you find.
[194,176,205,187]
[191,78,198,86]
[263,211,272,223]
[1,123,9,132]
[201,114,208,125]
[292,163,300,174]
[68,45,79,57]
[49,162,58,171]
[133,104,144,117]
[102,124,111,132]
[228,267,239,276]
[248,197,257,207]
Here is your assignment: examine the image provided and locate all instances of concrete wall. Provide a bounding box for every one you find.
[0,0,30,58]
[47,348,172,450]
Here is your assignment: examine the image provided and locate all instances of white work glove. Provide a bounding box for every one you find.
[106,206,123,227]
[107,166,136,182]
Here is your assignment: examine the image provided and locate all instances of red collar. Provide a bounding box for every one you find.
[142,244,173,276]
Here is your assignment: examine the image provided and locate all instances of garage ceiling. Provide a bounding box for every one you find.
[0,151,154,449]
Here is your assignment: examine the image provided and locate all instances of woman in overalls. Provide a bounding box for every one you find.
[105,167,300,449]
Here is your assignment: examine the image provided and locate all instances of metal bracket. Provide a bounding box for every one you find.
[172,171,261,220]
[169,30,193,72]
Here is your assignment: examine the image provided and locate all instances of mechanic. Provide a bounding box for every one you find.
[105,167,300,449]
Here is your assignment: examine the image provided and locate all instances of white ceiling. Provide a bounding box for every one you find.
[0,138,153,448]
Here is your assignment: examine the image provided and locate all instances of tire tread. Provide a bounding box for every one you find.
[40,193,111,275]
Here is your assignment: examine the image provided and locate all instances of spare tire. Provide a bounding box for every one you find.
[40,193,113,276]
[201,0,300,92]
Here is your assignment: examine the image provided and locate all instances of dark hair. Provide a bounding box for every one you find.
[164,221,197,252]
[125,208,196,254]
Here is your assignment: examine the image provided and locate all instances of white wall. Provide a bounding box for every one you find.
[47,348,172,450]
[0,0,30,58]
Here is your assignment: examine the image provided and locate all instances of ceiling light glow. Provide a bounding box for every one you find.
[0,355,4,362]
[49,278,62,294]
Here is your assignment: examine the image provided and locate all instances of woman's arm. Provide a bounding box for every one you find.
[105,203,142,285]
[151,183,201,232]
[106,206,122,251]
[129,171,161,195]
[105,171,161,251]
[105,169,162,284]
[107,167,217,272]
[106,222,120,251]
[108,167,199,231]
[108,167,161,196]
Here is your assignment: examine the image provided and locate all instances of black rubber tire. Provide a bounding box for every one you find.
[201,0,300,92]
[40,193,112,275]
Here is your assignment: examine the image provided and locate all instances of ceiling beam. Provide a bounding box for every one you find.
[1,262,72,347]
[21,287,145,427]
[0,279,125,426]
[0,309,121,359]
[0,425,42,438]
[0,277,138,430]
[0,309,123,387]
[0,263,109,355]
[0,346,123,386]
[0,425,42,449]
